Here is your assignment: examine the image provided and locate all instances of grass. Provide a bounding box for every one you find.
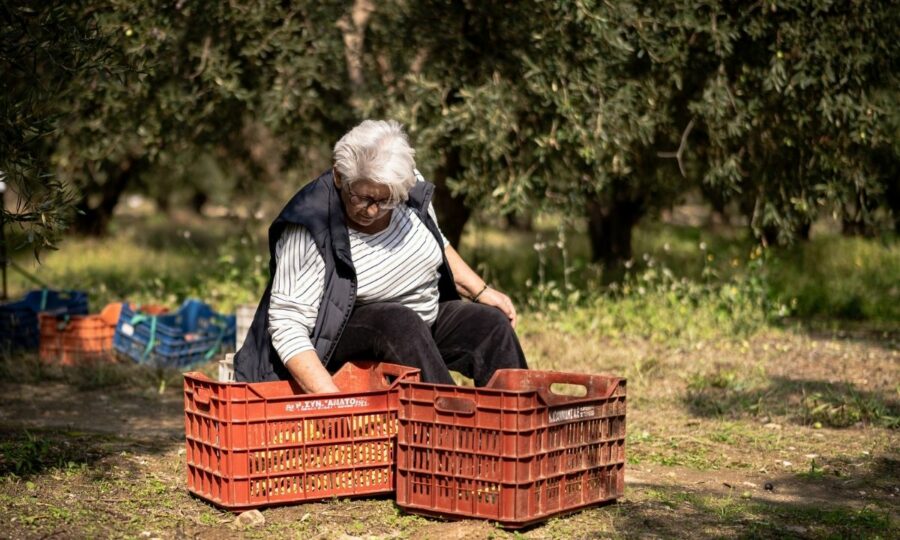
[639,486,896,539]
[461,218,898,349]
[685,370,900,429]
[8,209,899,331]
[768,235,900,322]
[8,212,268,313]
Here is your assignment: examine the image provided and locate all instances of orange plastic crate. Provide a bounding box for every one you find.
[396,370,626,528]
[183,361,421,511]
[39,303,167,365]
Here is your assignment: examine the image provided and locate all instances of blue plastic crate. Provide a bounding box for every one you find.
[113,299,235,368]
[0,290,89,352]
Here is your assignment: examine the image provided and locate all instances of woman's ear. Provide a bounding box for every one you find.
[332,167,342,189]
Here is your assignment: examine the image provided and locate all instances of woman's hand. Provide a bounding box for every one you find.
[285,350,341,393]
[476,287,518,329]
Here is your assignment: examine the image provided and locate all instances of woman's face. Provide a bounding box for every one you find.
[335,174,396,231]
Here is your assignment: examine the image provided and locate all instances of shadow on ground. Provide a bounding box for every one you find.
[610,460,899,540]
[684,375,900,429]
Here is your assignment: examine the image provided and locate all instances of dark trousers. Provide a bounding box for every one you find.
[328,300,527,386]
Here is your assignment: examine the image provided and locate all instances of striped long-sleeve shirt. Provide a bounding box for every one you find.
[268,197,449,364]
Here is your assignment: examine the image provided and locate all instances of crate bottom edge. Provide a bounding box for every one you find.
[187,486,396,512]
[395,496,620,529]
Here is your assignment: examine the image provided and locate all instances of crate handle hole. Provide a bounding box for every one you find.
[434,396,476,415]
[549,383,587,397]
[194,387,211,406]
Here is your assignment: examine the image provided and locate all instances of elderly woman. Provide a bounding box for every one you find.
[235,120,527,391]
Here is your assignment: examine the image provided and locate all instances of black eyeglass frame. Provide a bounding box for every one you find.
[344,185,400,211]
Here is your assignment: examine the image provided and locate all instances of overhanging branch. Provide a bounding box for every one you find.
[657,118,695,177]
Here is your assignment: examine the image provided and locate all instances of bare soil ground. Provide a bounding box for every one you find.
[1,324,897,539]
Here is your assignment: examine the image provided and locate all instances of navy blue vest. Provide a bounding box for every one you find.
[234,169,459,382]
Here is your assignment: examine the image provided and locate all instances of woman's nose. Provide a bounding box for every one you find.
[365,204,380,217]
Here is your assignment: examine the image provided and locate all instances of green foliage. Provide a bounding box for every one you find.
[688,1,900,240]
[593,253,785,341]
[0,430,96,477]
[365,0,900,258]
[508,223,788,343]
[686,371,899,429]
[4,0,351,243]
[767,235,900,322]
[0,2,122,254]
[799,387,899,429]
[5,0,899,271]
[465,215,898,327]
[366,0,689,215]
[0,431,54,476]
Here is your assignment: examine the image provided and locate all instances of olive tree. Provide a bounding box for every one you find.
[1,2,123,253]
[361,0,898,264]
[689,0,900,244]
[4,0,352,241]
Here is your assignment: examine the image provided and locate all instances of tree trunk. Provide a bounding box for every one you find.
[155,192,171,214]
[701,183,730,227]
[887,177,900,236]
[504,210,533,232]
[796,220,811,241]
[190,190,208,215]
[431,146,470,247]
[841,217,874,238]
[585,184,645,277]
[760,225,780,247]
[73,157,145,236]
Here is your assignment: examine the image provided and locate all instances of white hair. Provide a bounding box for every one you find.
[332,119,417,203]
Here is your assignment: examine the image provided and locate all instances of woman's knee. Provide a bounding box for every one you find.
[351,302,431,343]
[353,302,419,323]
[473,304,514,332]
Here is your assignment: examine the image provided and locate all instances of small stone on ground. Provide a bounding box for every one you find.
[234,509,265,528]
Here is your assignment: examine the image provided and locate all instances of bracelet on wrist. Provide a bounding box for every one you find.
[471,283,490,303]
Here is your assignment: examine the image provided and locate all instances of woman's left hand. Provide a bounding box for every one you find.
[477,287,517,329]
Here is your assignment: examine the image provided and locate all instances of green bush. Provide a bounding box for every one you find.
[766,235,900,323]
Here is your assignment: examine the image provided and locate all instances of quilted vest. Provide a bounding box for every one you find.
[234,169,459,382]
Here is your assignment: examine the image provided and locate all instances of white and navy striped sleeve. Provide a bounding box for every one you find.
[414,168,450,248]
[268,224,326,363]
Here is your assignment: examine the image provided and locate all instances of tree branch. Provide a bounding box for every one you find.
[657,118,695,177]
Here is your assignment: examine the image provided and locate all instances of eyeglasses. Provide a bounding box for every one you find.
[346,187,399,211]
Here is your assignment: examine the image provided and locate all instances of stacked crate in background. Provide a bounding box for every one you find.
[114,299,235,368]
[1,289,236,371]
[39,302,168,365]
[0,290,89,352]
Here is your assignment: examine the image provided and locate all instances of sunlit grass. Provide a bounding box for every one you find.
[463,216,899,327]
[10,237,194,308]
[767,235,900,322]
[6,211,899,328]
[8,214,266,312]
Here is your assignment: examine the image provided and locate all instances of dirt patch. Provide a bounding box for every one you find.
[1,326,898,539]
[0,382,185,439]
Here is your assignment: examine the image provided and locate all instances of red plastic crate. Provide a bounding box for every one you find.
[183,361,420,511]
[396,369,626,528]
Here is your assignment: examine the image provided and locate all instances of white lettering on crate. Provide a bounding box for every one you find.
[549,405,598,424]
[284,397,370,413]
